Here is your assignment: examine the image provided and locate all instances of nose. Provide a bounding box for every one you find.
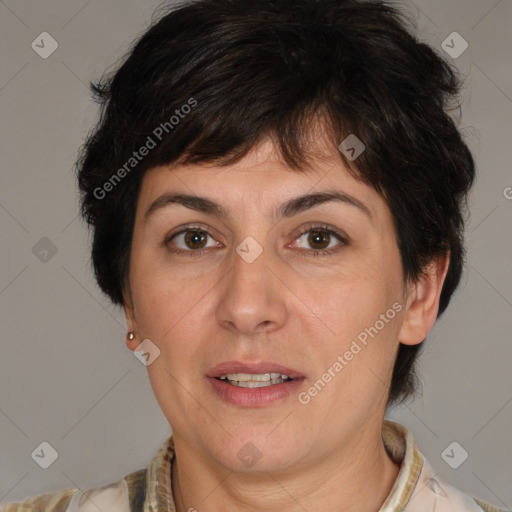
[215,246,288,337]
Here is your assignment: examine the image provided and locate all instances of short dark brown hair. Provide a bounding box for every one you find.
[77,0,475,406]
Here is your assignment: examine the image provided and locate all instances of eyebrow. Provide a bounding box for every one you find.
[144,189,373,223]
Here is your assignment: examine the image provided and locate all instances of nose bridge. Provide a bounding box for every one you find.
[216,238,285,334]
[232,239,269,291]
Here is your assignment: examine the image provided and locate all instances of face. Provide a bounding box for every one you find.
[124,139,414,474]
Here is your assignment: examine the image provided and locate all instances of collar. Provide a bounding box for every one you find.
[379,420,424,510]
[142,419,423,512]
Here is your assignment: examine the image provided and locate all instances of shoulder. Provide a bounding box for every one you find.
[405,455,508,512]
[1,469,147,512]
[473,498,509,512]
[2,486,78,512]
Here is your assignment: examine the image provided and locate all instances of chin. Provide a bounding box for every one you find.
[210,433,304,474]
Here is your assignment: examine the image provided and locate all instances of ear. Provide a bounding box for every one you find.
[123,282,139,351]
[398,252,450,346]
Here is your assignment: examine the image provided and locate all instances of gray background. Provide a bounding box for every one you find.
[0,0,511,509]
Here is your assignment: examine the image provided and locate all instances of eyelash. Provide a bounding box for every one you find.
[164,223,347,259]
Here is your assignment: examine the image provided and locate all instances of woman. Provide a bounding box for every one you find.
[3,0,506,510]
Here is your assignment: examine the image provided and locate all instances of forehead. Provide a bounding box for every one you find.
[136,138,391,230]
[143,139,369,195]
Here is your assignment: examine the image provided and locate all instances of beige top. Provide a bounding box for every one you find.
[2,420,506,511]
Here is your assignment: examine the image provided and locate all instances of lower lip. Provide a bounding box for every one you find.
[206,376,305,407]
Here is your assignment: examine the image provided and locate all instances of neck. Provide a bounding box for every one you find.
[171,423,400,512]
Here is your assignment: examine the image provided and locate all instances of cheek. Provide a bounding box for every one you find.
[130,246,211,339]
[296,253,403,389]
[131,265,212,415]
[297,260,394,339]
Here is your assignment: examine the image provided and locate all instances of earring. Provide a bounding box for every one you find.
[128,332,135,341]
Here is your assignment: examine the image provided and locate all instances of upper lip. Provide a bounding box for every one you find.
[207,361,305,379]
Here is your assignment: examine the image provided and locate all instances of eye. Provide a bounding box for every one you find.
[165,225,221,257]
[164,223,347,259]
[292,224,347,257]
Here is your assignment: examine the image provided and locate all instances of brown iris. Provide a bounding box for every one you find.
[184,230,208,249]
[307,229,330,250]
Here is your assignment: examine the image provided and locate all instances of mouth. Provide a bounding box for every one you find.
[217,372,294,388]
[206,361,305,380]
[206,361,305,407]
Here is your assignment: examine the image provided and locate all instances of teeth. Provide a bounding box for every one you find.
[217,372,293,387]
[219,372,290,382]
[229,378,287,388]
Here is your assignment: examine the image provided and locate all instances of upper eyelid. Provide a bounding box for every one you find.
[297,225,345,238]
[165,222,217,240]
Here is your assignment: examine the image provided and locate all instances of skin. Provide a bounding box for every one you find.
[124,138,449,512]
